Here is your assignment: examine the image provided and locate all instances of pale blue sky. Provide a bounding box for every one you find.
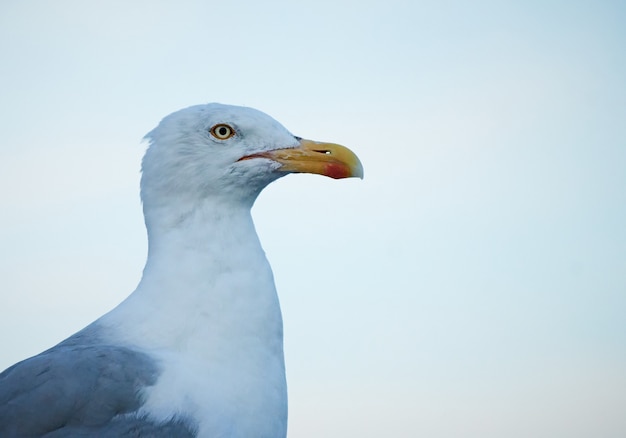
[1,1,625,436]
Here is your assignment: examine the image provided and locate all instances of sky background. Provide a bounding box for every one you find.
[1,1,625,436]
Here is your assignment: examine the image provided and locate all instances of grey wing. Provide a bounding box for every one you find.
[0,344,196,437]
[44,416,196,437]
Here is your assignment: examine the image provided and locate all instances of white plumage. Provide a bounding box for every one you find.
[0,103,362,437]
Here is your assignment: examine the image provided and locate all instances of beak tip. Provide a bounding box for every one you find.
[353,160,364,180]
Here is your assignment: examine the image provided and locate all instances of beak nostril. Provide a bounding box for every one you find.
[314,150,331,155]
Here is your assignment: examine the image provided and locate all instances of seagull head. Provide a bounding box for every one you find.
[140,103,363,211]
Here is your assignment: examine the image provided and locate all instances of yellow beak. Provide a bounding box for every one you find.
[239,139,364,179]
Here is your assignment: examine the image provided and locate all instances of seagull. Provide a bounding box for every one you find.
[0,103,363,437]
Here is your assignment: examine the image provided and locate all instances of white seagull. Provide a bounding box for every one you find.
[0,103,363,437]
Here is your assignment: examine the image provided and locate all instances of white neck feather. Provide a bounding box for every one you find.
[100,198,283,356]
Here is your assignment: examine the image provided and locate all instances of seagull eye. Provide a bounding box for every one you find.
[210,124,235,140]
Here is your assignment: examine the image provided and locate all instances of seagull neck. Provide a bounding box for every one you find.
[101,198,282,351]
[139,199,269,294]
[144,199,259,259]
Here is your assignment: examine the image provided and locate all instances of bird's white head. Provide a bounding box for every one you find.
[140,103,363,227]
